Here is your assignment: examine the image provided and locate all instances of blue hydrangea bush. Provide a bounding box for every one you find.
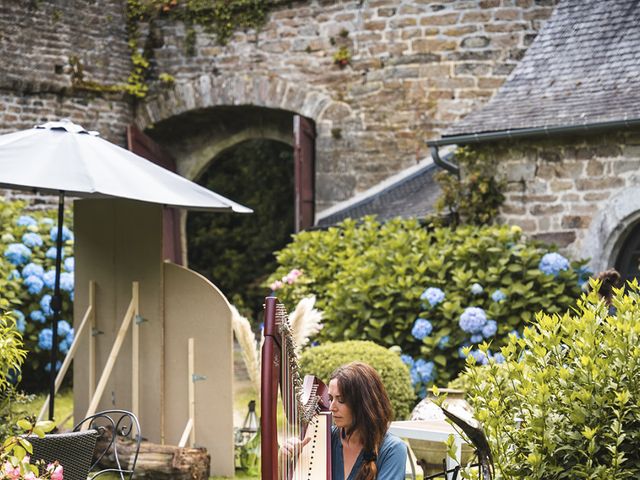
[1,201,74,391]
[267,217,588,397]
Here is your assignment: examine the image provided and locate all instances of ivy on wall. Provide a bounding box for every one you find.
[70,0,276,98]
[434,147,506,227]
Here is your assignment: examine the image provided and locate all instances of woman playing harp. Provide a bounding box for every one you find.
[261,297,407,480]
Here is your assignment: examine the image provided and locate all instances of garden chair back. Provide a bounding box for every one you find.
[30,409,141,480]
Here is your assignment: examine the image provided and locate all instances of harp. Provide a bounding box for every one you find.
[261,297,332,480]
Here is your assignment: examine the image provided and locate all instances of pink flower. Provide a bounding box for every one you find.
[23,472,37,480]
[3,462,21,480]
[289,269,303,279]
[46,463,63,480]
[269,280,284,291]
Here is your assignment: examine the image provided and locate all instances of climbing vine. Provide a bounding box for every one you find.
[434,146,506,227]
[70,0,275,98]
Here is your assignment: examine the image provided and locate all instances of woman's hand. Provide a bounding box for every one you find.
[280,436,311,459]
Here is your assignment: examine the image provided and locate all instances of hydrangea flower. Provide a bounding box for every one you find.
[400,354,415,368]
[539,252,570,276]
[43,270,56,289]
[493,352,506,364]
[12,310,26,333]
[46,247,60,259]
[64,257,75,272]
[409,368,421,386]
[459,306,487,333]
[420,287,445,307]
[50,225,74,243]
[41,294,53,316]
[468,349,489,365]
[44,361,62,373]
[491,289,506,302]
[30,310,47,323]
[414,359,436,383]
[24,275,44,295]
[8,269,21,280]
[470,283,484,295]
[437,335,450,349]
[4,243,32,265]
[22,262,44,278]
[22,232,43,248]
[482,319,498,338]
[60,272,74,292]
[38,328,53,350]
[17,215,38,227]
[470,334,483,343]
[411,318,433,340]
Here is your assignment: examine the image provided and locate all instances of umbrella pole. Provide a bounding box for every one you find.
[49,192,65,421]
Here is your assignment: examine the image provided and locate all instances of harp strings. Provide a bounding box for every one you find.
[276,303,305,480]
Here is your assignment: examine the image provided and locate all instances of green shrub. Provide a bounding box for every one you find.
[461,280,640,479]
[268,217,587,392]
[298,340,414,420]
[0,305,27,440]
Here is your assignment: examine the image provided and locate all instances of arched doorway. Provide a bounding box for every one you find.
[186,139,294,317]
[615,220,640,281]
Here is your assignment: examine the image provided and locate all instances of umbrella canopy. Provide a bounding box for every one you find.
[0,120,252,212]
[0,119,252,421]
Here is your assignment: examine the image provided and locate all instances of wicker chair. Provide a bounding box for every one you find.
[30,410,141,480]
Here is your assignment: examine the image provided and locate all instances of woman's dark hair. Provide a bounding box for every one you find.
[330,362,393,480]
[592,269,623,304]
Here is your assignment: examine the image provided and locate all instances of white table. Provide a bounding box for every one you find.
[389,420,467,480]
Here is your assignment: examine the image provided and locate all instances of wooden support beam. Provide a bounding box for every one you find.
[188,337,196,447]
[132,282,140,419]
[88,280,96,402]
[82,286,137,426]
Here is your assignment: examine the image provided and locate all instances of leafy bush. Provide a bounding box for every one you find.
[0,305,27,440]
[461,281,640,479]
[298,340,414,420]
[268,217,587,393]
[0,201,74,392]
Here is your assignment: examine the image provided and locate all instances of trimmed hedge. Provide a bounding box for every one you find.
[298,340,414,420]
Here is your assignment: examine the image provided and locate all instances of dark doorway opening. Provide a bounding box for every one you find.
[615,220,640,281]
[187,139,294,321]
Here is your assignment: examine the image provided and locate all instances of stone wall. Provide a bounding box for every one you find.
[483,130,640,268]
[136,0,558,211]
[0,0,132,145]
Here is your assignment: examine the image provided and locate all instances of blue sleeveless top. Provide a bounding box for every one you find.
[330,426,407,480]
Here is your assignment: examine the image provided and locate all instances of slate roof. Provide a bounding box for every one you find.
[315,159,441,227]
[445,0,640,137]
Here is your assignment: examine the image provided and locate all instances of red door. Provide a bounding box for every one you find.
[127,125,183,265]
[294,115,316,232]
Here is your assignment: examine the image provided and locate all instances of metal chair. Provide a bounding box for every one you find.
[30,410,141,480]
[73,409,141,480]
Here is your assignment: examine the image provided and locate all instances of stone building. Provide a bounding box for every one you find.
[1,0,557,217]
[5,0,633,274]
[426,0,640,278]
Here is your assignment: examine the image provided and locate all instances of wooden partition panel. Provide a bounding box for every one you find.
[163,262,234,477]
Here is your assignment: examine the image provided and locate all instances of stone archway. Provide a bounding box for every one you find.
[582,187,640,274]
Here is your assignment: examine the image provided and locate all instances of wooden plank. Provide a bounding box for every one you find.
[83,294,136,425]
[88,280,96,402]
[178,418,193,448]
[188,337,195,447]
[132,281,140,419]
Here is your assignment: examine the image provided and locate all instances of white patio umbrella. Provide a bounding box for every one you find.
[0,119,252,420]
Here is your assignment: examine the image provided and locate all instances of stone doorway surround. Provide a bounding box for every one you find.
[582,186,640,275]
[134,73,348,183]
